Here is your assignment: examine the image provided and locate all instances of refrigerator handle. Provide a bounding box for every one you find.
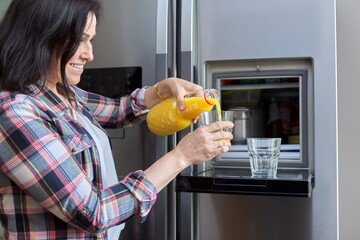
[156,1,178,240]
[177,2,199,240]
[155,0,177,80]
[168,0,177,77]
[156,0,169,82]
[179,0,197,85]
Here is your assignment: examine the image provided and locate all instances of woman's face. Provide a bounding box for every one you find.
[48,13,96,86]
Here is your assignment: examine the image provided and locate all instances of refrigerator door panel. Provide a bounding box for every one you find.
[177,2,197,240]
[185,0,337,240]
[85,0,169,239]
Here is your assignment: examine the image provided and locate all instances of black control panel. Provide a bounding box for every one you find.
[78,67,142,98]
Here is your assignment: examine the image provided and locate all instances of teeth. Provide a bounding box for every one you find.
[70,64,83,69]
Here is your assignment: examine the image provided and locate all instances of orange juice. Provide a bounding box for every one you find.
[214,100,222,121]
[146,96,220,136]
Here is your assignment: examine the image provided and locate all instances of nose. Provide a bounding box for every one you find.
[81,51,94,62]
[80,43,94,62]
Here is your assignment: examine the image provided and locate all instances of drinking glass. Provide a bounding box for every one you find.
[198,110,234,171]
[247,138,281,178]
[199,110,235,135]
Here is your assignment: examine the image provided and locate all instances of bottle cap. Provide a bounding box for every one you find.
[203,89,219,105]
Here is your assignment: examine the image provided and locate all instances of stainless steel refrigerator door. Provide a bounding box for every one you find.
[188,0,337,240]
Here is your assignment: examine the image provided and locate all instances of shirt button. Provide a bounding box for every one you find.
[71,148,77,153]
[82,210,87,215]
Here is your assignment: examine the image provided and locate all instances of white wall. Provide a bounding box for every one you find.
[337,0,360,239]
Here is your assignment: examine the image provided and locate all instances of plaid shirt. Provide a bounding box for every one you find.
[0,84,157,239]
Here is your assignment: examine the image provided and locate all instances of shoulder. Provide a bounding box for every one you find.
[0,89,56,120]
[0,91,37,108]
[1,91,38,115]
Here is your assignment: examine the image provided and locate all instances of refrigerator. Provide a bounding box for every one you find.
[83,0,339,239]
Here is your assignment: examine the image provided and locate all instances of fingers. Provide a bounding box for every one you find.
[197,126,233,145]
[176,97,185,111]
[206,130,232,142]
[204,121,234,134]
[162,77,203,104]
[175,126,232,166]
[201,137,232,159]
[157,77,206,112]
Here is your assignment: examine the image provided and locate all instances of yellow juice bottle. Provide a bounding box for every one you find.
[146,89,220,136]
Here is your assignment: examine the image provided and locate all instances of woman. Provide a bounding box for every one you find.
[0,0,233,239]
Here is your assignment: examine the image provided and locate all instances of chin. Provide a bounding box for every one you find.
[67,78,81,86]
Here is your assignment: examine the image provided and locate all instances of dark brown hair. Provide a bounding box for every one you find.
[0,0,103,94]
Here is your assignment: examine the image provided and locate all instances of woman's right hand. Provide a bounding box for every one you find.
[173,120,234,167]
[144,78,203,110]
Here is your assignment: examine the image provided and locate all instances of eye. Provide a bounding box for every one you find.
[82,34,90,42]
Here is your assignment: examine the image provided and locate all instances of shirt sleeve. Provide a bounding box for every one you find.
[0,96,157,234]
[74,86,150,129]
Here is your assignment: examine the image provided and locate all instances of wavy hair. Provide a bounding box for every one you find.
[0,0,103,94]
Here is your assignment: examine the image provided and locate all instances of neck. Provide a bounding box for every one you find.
[45,80,60,95]
[46,82,75,117]
[45,81,70,104]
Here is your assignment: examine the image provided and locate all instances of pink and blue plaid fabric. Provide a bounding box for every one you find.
[0,84,157,239]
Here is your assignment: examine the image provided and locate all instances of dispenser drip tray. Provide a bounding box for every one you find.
[176,168,314,197]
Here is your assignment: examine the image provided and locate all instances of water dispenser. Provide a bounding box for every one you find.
[176,58,315,197]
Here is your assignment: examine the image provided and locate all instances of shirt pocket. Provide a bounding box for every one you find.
[52,117,96,154]
[52,116,99,183]
[61,133,95,155]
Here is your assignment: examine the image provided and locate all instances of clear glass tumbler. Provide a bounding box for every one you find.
[247,138,281,178]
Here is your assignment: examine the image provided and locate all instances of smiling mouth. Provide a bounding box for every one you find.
[70,63,84,70]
